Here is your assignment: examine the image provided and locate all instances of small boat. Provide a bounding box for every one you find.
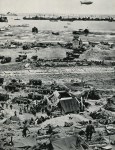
[7,12,17,16]
[14,18,20,20]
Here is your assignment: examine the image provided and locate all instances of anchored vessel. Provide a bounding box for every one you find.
[80,0,93,5]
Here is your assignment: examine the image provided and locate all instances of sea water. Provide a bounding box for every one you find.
[0,14,115,32]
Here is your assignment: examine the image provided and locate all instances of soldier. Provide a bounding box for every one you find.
[6,103,8,109]
[19,107,22,114]
[47,125,53,134]
[22,126,30,137]
[10,104,13,110]
[86,120,95,141]
[14,111,17,116]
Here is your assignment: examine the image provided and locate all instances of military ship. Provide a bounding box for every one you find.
[80,0,93,5]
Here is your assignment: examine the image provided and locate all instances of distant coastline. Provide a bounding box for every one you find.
[18,13,115,22]
[23,15,115,22]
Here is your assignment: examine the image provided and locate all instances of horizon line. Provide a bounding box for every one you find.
[0,12,115,16]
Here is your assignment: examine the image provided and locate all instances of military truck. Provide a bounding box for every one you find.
[1,57,11,64]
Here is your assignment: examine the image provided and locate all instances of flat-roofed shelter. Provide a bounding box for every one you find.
[48,90,80,114]
[59,96,80,114]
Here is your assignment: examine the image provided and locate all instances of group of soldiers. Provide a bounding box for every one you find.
[22,119,95,141]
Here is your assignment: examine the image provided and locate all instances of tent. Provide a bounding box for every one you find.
[52,135,88,150]
[10,116,20,121]
[59,97,80,114]
[3,118,11,125]
[3,116,20,125]
[14,135,37,148]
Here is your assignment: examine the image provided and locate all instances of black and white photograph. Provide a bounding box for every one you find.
[0,0,115,149]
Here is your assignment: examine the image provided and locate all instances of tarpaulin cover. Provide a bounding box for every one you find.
[59,98,79,114]
[14,136,37,148]
[52,136,84,150]
[10,116,20,121]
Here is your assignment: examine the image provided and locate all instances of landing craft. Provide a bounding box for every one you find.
[80,1,93,5]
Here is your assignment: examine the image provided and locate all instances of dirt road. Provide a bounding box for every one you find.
[0,66,114,76]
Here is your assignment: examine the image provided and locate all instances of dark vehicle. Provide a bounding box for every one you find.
[73,31,82,34]
[88,41,99,47]
[63,57,74,61]
[15,57,23,62]
[28,93,43,100]
[12,97,31,104]
[0,93,9,101]
[5,83,19,92]
[5,79,25,92]
[29,79,42,86]
[15,55,27,62]
[1,57,11,64]
[0,56,4,59]
[31,55,38,61]
[66,52,80,58]
[52,32,59,35]
[84,29,89,34]
[23,44,31,50]
[73,29,89,35]
[18,55,27,59]
[0,17,8,22]
[32,27,38,33]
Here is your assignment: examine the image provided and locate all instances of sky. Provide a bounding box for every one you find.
[0,0,115,15]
